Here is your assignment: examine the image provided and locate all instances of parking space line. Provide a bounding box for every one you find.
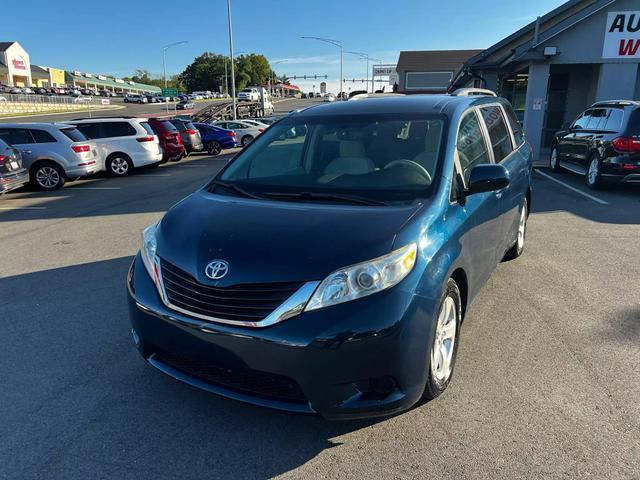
[136,174,172,177]
[534,169,608,205]
[0,206,47,210]
[69,187,121,190]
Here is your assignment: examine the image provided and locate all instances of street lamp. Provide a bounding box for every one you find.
[162,41,188,89]
[227,0,237,119]
[270,59,287,96]
[301,36,343,98]
[345,51,382,93]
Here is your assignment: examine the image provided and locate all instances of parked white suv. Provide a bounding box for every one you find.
[67,118,163,176]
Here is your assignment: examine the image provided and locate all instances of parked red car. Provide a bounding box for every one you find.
[147,118,185,162]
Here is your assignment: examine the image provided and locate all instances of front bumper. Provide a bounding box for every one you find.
[0,169,29,193]
[127,254,438,420]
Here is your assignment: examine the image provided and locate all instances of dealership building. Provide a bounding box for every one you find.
[397,0,640,159]
[0,41,160,94]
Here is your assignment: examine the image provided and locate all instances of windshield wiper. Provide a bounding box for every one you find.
[208,180,265,200]
[263,191,389,206]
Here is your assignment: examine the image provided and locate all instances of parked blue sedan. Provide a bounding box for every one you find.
[193,122,239,155]
[128,91,533,419]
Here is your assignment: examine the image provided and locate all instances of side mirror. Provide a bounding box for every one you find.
[466,164,510,196]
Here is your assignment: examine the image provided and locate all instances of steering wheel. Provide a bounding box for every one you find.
[384,159,432,184]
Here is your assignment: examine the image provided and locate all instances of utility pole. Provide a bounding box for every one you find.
[227,0,236,119]
[301,37,343,99]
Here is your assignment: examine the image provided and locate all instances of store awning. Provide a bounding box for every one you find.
[30,65,50,79]
[66,72,161,93]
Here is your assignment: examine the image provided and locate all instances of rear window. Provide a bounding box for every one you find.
[160,121,177,132]
[183,121,196,130]
[603,109,624,131]
[60,127,88,142]
[140,122,155,135]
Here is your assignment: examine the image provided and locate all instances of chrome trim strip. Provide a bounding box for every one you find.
[558,161,586,175]
[153,256,320,328]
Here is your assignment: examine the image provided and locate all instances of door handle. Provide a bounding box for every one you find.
[494,191,504,199]
[20,150,32,154]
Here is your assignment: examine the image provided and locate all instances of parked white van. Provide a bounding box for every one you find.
[66,118,163,176]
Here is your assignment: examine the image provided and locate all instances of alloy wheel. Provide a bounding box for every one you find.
[36,166,60,189]
[431,296,457,385]
[587,158,599,185]
[517,202,527,252]
[550,148,558,169]
[208,142,221,155]
[111,157,129,175]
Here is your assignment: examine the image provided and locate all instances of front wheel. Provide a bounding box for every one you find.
[423,278,462,402]
[207,140,222,156]
[586,155,603,190]
[503,198,528,261]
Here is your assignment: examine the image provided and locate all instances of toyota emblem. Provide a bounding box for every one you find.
[204,260,230,280]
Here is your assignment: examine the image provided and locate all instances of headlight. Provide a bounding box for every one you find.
[140,222,160,286]
[305,243,417,312]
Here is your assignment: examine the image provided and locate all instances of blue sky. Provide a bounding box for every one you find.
[7,0,566,92]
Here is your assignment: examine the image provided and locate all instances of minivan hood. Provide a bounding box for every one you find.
[156,190,422,286]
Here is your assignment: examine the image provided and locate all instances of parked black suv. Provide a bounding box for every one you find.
[550,100,640,189]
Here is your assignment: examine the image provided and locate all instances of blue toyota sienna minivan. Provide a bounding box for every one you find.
[128,91,532,419]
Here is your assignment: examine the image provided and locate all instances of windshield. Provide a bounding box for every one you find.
[216,113,445,202]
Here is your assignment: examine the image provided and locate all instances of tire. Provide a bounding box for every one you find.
[241,135,253,147]
[549,145,562,172]
[503,198,528,261]
[422,278,462,402]
[106,154,133,177]
[207,140,222,156]
[586,154,603,190]
[31,162,65,191]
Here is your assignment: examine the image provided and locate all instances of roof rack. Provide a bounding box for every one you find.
[347,93,405,101]
[590,100,639,107]
[450,88,497,97]
[68,116,136,121]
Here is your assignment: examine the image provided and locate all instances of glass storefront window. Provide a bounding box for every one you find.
[498,70,529,122]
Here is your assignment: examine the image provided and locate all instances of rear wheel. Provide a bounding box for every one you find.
[586,155,603,190]
[207,141,222,156]
[423,279,461,402]
[504,198,528,261]
[106,154,132,176]
[241,135,253,147]
[549,145,562,172]
[31,162,65,191]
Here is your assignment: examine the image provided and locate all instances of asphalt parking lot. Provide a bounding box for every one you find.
[1,98,639,479]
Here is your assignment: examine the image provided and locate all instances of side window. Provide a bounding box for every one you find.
[0,129,10,143]
[456,110,491,184]
[503,103,525,146]
[479,105,513,162]
[76,123,102,139]
[603,109,624,132]
[572,111,591,129]
[30,129,58,143]
[585,109,607,130]
[229,122,245,129]
[10,129,34,145]
[102,122,137,138]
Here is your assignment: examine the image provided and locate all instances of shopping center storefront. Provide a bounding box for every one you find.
[451,0,640,159]
[0,40,160,94]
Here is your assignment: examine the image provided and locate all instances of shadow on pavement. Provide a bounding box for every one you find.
[1,256,382,479]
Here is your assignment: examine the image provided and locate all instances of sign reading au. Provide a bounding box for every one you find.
[603,11,640,58]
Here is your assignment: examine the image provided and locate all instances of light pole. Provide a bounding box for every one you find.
[227,0,236,119]
[270,59,287,96]
[301,36,342,99]
[162,41,188,89]
[345,51,382,93]
[224,50,245,98]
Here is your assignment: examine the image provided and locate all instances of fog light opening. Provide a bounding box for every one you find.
[354,376,399,401]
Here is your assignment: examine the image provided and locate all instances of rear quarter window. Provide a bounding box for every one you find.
[140,122,155,135]
[626,109,640,136]
[60,127,88,142]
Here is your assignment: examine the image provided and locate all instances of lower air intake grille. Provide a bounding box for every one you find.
[153,347,307,404]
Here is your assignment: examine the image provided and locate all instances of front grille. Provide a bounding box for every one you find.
[153,347,307,404]
[159,258,303,323]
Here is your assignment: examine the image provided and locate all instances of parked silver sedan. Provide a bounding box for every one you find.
[0,123,101,190]
[211,120,265,146]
